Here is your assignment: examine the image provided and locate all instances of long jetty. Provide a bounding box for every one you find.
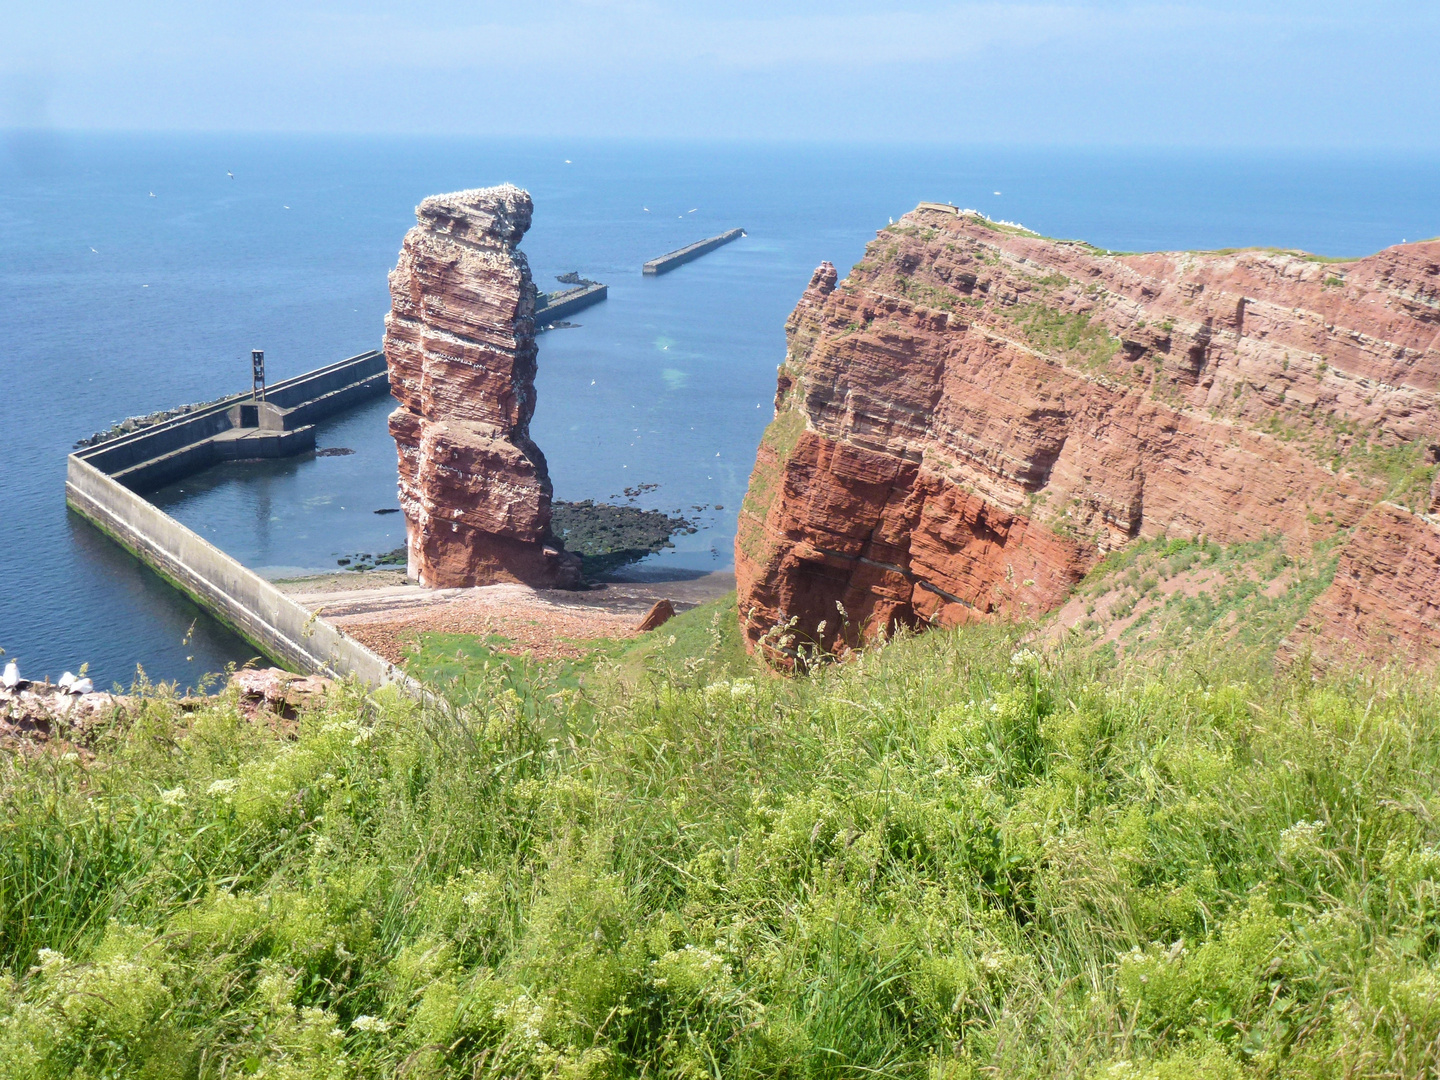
[643,228,746,276]
[534,281,607,326]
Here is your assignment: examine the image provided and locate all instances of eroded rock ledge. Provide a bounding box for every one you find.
[736,206,1440,666]
[384,185,581,589]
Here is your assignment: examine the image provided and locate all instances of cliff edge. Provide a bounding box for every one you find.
[736,205,1440,666]
[384,185,581,590]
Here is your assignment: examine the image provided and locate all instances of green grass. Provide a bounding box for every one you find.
[1068,536,1341,664]
[1004,303,1122,369]
[3,611,1440,1078]
[1338,440,1436,510]
[738,410,807,565]
[402,595,752,702]
[1196,247,1357,264]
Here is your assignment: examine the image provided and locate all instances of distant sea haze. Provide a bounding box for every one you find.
[2,135,1436,689]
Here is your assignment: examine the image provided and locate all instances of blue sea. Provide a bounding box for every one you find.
[2,134,1437,690]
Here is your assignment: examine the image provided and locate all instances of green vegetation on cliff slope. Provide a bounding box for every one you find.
[2,606,1439,1079]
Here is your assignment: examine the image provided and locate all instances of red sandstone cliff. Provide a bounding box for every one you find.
[384,185,581,589]
[736,205,1440,666]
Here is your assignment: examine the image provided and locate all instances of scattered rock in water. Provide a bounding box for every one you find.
[555,271,599,286]
[316,447,355,457]
[335,547,408,572]
[636,599,676,632]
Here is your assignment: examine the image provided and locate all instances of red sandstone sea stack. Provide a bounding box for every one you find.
[384,184,581,589]
[736,205,1440,667]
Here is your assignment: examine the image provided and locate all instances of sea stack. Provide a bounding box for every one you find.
[384,184,581,589]
[736,205,1440,666]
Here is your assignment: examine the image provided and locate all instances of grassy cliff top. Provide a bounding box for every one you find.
[2,605,1438,1079]
[905,204,1375,262]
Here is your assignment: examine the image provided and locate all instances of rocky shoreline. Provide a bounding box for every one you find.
[0,667,334,755]
[73,395,234,449]
[549,499,698,577]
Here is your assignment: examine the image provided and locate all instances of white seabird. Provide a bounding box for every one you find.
[70,677,94,695]
[2,660,18,688]
[58,671,76,691]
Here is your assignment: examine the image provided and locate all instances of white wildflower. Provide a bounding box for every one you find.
[207,778,239,796]
[703,679,757,708]
[350,1014,390,1033]
[1008,647,1041,673]
[159,786,187,806]
[36,948,66,970]
[1280,820,1325,861]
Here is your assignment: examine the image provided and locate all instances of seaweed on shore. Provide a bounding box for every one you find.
[550,499,697,578]
[336,547,408,572]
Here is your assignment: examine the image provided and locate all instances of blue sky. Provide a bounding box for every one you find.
[4,1,1438,147]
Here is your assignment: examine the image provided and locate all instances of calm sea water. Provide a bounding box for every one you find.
[2,135,1436,690]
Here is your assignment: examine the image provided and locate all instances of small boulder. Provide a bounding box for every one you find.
[229,667,334,718]
[636,599,676,632]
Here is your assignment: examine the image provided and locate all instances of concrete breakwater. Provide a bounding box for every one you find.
[535,281,607,326]
[643,229,745,276]
[79,351,390,491]
[66,350,411,690]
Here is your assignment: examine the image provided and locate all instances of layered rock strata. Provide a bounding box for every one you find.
[384,185,581,589]
[736,205,1440,665]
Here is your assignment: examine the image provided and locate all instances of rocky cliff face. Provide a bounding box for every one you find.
[736,205,1440,666]
[384,185,581,589]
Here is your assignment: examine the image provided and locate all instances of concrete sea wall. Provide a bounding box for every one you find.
[83,351,390,491]
[66,349,412,690]
[535,282,607,325]
[643,229,745,276]
[66,456,407,687]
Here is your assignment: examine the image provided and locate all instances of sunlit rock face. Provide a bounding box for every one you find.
[737,206,1440,667]
[384,184,581,589]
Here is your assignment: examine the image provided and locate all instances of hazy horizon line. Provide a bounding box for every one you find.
[4,127,1439,156]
